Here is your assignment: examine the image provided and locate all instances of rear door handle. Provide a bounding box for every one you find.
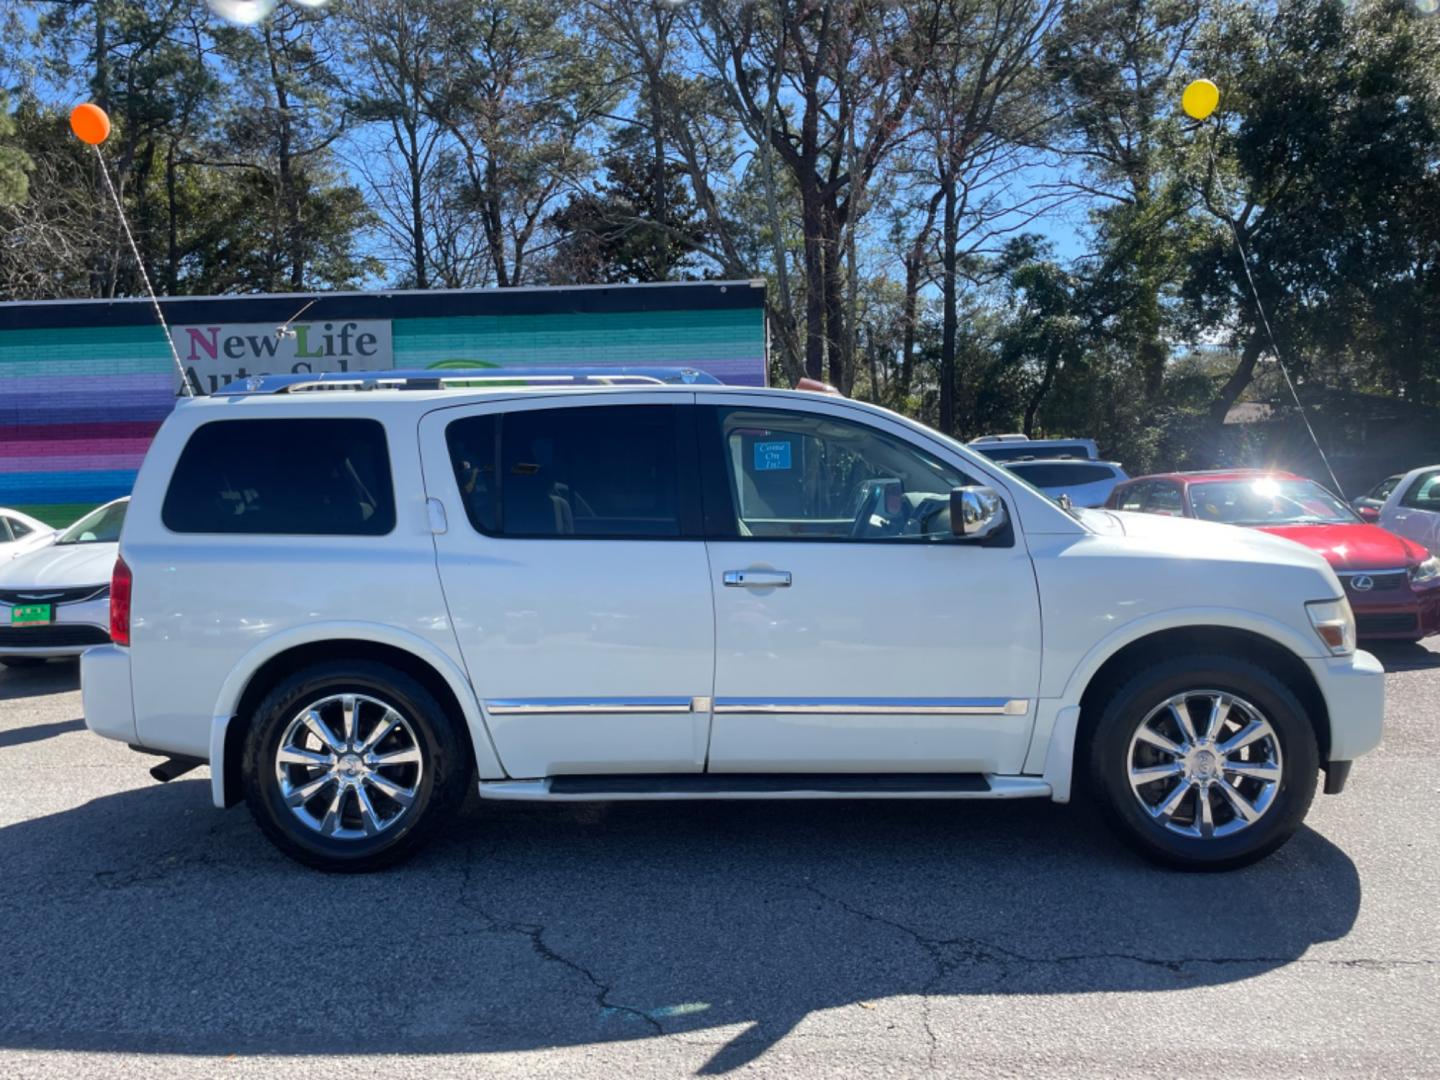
[723,570,792,588]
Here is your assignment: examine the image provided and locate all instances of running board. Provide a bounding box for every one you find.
[477,773,1052,802]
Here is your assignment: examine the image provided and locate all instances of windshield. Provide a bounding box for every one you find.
[1190,479,1357,527]
[56,501,127,545]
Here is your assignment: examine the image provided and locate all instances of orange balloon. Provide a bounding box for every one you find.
[69,103,111,145]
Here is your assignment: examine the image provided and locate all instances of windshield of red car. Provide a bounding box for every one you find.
[1190,479,1358,526]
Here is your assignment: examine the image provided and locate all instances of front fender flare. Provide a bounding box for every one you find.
[1027,607,1324,800]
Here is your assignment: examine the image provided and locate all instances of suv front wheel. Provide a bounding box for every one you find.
[1087,654,1319,870]
[241,660,469,871]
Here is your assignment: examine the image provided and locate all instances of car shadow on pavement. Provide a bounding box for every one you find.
[0,780,1361,1072]
[0,661,80,701]
[1366,640,1440,672]
[0,717,85,749]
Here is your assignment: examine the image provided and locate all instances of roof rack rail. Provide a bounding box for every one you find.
[209,366,722,397]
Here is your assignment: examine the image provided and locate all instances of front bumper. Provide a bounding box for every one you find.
[1351,586,1440,640]
[81,644,137,745]
[0,597,111,657]
[1307,648,1385,765]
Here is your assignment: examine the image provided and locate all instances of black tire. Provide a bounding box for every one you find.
[1086,653,1319,871]
[241,660,470,872]
[0,657,47,669]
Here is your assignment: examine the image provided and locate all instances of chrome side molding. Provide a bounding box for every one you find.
[485,697,694,716]
[485,697,1030,717]
[712,698,1029,717]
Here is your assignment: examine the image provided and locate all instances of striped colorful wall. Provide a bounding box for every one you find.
[393,308,764,386]
[0,323,173,525]
[0,284,768,526]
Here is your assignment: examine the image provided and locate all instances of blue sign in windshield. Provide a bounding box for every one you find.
[754,441,792,471]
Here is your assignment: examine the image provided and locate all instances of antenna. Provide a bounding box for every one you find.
[91,144,195,398]
[275,298,318,341]
[1182,80,1346,499]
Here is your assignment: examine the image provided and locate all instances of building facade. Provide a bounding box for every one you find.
[0,280,767,524]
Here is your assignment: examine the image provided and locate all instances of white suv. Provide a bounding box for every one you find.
[81,375,1384,871]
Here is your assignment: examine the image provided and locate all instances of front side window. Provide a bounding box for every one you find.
[1144,483,1185,516]
[1114,482,1149,512]
[1370,476,1401,501]
[57,501,127,545]
[1401,469,1440,511]
[445,404,684,538]
[9,517,32,539]
[162,419,395,535]
[711,407,970,541]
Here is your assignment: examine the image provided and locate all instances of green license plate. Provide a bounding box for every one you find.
[10,604,52,625]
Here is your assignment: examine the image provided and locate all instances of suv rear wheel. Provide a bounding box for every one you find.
[241,660,469,871]
[1087,654,1319,870]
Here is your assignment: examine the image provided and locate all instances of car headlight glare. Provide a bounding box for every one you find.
[1307,598,1356,656]
[1409,556,1440,586]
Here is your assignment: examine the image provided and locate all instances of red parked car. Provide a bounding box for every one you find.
[1106,470,1440,641]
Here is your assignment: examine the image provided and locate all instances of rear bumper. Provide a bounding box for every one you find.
[1307,648,1385,765]
[81,644,137,746]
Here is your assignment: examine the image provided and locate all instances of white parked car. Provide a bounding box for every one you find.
[80,375,1382,872]
[1003,459,1129,508]
[0,498,127,667]
[0,508,56,560]
[968,433,1100,462]
[1379,465,1440,556]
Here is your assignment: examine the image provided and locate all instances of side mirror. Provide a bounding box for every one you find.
[950,486,1008,540]
[1354,504,1380,523]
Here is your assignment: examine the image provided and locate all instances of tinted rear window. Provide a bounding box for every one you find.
[445,405,683,538]
[163,419,395,535]
[1009,463,1116,486]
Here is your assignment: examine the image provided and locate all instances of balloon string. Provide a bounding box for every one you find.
[1202,135,1343,499]
[92,144,194,398]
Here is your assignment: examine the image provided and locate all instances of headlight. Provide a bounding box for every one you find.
[1410,556,1440,586]
[1307,598,1356,656]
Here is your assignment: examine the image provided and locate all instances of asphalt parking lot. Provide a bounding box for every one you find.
[1,642,1438,1079]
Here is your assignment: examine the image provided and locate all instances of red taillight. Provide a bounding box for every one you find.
[110,556,132,647]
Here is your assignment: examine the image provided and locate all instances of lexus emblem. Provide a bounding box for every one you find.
[1350,575,1374,592]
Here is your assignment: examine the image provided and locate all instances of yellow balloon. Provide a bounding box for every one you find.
[1182,79,1220,121]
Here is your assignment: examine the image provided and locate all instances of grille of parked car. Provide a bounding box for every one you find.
[0,586,110,606]
[1355,612,1418,635]
[0,625,111,647]
[1337,572,1406,594]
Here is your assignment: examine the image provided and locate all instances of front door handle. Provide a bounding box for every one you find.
[723,569,792,588]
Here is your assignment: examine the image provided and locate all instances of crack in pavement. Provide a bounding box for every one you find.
[453,839,663,1035]
[775,876,1437,978]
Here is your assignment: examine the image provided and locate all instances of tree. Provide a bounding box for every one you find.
[209,3,379,291]
[0,91,31,206]
[423,0,617,288]
[1045,0,1203,401]
[546,124,714,284]
[910,0,1062,433]
[696,0,933,390]
[1184,0,1440,427]
[339,0,447,289]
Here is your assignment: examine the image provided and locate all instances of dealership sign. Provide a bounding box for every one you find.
[170,320,394,394]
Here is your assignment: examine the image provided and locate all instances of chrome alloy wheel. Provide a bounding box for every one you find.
[1126,690,1283,839]
[274,693,424,840]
